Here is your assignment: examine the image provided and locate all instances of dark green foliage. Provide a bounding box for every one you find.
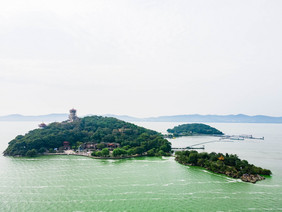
[96,143,106,150]
[112,148,127,157]
[95,151,102,157]
[92,148,110,157]
[101,148,110,157]
[4,116,171,157]
[175,151,271,177]
[134,146,145,155]
[126,148,135,155]
[167,123,223,136]
[147,148,155,156]
[157,150,165,156]
[49,148,55,153]
[26,149,37,157]
[38,147,46,154]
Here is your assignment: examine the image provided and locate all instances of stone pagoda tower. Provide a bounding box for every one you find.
[69,108,78,122]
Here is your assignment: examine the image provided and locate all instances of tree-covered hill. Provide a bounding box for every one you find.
[167,123,223,136]
[3,116,171,157]
[175,150,271,183]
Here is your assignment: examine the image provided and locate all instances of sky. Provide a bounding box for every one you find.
[0,0,282,117]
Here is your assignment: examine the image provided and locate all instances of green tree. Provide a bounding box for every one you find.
[26,149,37,157]
[76,141,83,149]
[96,151,102,157]
[156,150,165,156]
[101,148,109,157]
[127,148,135,155]
[188,152,198,165]
[49,148,55,153]
[147,148,155,156]
[113,148,127,157]
[96,143,106,150]
[38,147,46,154]
[134,146,145,155]
[122,145,130,150]
[160,144,171,152]
[102,134,115,143]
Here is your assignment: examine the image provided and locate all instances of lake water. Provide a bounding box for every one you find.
[0,122,282,211]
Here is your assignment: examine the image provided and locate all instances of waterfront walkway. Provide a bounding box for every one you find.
[44,151,144,159]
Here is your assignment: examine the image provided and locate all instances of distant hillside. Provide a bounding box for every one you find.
[167,123,223,136]
[1,113,282,123]
[0,114,68,122]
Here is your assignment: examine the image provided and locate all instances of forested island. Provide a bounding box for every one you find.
[3,115,171,158]
[167,123,223,137]
[175,151,271,183]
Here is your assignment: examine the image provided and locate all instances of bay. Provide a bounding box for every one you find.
[0,121,282,211]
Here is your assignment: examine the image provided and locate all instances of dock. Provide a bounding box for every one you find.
[172,145,205,151]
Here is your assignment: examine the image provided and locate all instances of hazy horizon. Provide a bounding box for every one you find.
[1,0,282,117]
[1,111,282,119]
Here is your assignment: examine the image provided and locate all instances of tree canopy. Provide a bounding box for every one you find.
[175,150,271,179]
[4,116,171,157]
[167,123,223,136]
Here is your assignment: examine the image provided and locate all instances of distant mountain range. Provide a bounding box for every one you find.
[107,114,282,123]
[1,113,282,123]
[0,114,68,122]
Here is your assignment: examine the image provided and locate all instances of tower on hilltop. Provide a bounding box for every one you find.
[69,108,78,122]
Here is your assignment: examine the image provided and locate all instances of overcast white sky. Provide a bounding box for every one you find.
[0,0,282,117]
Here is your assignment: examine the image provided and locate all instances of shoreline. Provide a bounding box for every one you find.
[175,159,267,184]
[42,152,147,159]
[8,152,268,184]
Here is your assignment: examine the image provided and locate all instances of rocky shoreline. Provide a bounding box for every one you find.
[176,159,268,184]
[241,174,265,183]
[175,150,271,184]
[225,171,265,183]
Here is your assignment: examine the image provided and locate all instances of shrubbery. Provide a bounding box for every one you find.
[168,123,223,136]
[26,149,37,157]
[175,150,271,177]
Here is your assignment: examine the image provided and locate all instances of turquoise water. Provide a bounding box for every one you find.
[0,122,282,211]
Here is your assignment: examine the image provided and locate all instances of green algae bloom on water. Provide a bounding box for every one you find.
[0,122,282,211]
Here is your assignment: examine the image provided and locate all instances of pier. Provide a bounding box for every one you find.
[172,139,222,151]
[172,146,205,151]
[218,134,264,140]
